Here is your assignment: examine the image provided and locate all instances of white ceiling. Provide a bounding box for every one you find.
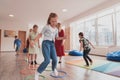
[0,0,115,28]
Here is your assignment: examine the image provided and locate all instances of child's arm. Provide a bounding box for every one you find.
[38,39,40,48]
[61,40,65,45]
[80,41,84,51]
[61,30,65,45]
[89,41,95,49]
[34,26,46,43]
[34,33,42,43]
[30,33,42,48]
[29,35,34,48]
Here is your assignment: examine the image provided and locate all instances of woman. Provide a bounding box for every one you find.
[55,23,65,63]
[79,32,95,67]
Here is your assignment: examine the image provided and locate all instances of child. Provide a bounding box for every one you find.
[29,25,39,66]
[14,36,21,56]
[34,13,66,80]
[55,23,65,63]
[79,32,95,67]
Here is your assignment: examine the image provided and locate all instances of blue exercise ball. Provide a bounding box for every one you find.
[107,50,120,61]
[23,48,28,53]
[69,50,83,56]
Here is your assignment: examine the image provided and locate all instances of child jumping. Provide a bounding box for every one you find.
[79,32,95,67]
[33,13,66,80]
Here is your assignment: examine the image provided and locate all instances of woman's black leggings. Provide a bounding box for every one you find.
[83,49,92,66]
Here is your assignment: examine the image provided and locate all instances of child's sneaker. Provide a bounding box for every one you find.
[53,69,58,76]
[35,71,40,80]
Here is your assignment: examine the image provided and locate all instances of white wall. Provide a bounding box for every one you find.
[0,26,28,51]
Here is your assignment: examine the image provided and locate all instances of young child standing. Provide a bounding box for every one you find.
[29,25,39,66]
[34,13,66,80]
[79,32,95,67]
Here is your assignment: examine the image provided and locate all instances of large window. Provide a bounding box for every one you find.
[97,15,114,46]
[70,4,120,50]
[84,19,96,45]
[116,11,120,46]
[70,22,84,50]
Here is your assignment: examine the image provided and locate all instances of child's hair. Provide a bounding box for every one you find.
[15,35,17,39]
[33,24,38,28]
[79,32,84,37]
[47,13,58,25]
[57,23,61,26]
[29,29,32,32]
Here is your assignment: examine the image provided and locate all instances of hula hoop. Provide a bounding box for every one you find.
[50,70,67,78]
[24,75,46,80]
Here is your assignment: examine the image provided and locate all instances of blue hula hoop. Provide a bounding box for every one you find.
[50,70,67,78]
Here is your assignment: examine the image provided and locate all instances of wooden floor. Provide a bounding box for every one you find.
[0,52,120,80]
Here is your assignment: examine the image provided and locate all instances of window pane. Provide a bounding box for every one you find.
[70,22,84,50]
[116,12,120,46]
[115,5,120,12]
[84,19,96,45]
[97,15,114,46]
[97,9,114,17]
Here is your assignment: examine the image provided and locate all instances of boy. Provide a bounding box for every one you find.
[14,36,21,56]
